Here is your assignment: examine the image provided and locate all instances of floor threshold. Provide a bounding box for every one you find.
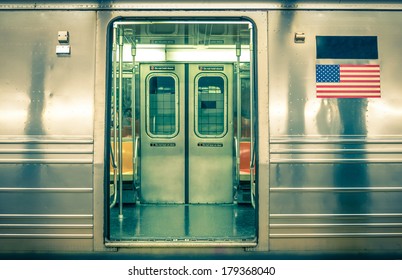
[109,204,256,243]
[105,239,257,248]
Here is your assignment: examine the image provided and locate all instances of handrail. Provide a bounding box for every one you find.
[250,140,256,170]
[235,31,241,190]
[109,143,118,209]
[133,136,139,186]
[234,136,240,184]
[110,143,118,169]
[249,23,255,208]
[118,27,124,220]
[131,39,137,195]
[110,25,118,210]
[250,141,256,208]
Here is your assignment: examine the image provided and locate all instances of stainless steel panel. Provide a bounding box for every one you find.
[270,162,402,188]
[188,64,234,203]
[0,239,93,252]
[0,11,96,252]
[268,10,402,251]
[0,162,92,188]
[0,192,92,214]
[269,11,402,138]
[0,12,95,137]
[139,64,186,203]
[0,214,94,243]
[93,10,109,252]
[269,237,402,251]
[2,1,402,11]
[270,190,402,214]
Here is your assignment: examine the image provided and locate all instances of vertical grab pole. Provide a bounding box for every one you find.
[110,25,118,209]
[118,27,124,220]
[249,23,256,208]
[131,39,137,193]
[235,30,242,194]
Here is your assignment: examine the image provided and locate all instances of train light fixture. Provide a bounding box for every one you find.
[56,30,71,55]
[58,31,69,43]
[294,32,305,43]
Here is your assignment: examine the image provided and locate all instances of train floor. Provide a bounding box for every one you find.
[108,203,256,242]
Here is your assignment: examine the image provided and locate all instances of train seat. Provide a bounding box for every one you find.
[239,141,251,181]
[110,141,134,181]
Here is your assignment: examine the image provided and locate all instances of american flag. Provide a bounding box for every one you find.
[316,64,381,98]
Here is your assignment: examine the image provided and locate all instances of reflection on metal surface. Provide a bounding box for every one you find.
[2,1,402,11]
[269,10,402,251]
[25,43,46,136]
[0,138,93,144]
[271,148,402,154]
[0,214,93,218]
[271,187,402,192]
[270,138,402,163]
[270,233,402,238]
[0,148,93,154]
[0,188,93,193]
[0,11,95,252]
[271,138,402,144]
[271,213,402,218]
[271,223,402,228]
[3,2,402,254]
[0,234,93,239]
[0,224,93,229]
[0,159,93,164]
[271,159,402,163]
[270,212,402,239]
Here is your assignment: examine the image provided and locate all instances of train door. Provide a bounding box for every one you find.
[139,63,233,204]
[188,64,234,203]
[139,64,185,203]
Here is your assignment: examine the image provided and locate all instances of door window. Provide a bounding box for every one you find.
[195,75,227,137]
[146,75,179,137]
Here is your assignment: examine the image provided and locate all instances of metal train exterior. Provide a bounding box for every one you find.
[1,0,402,257]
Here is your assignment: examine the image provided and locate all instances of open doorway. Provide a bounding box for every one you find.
[106,19,256,245]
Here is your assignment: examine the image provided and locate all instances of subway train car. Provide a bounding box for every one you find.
[1,0,402,257]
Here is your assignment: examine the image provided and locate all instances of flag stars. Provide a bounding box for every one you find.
[316,64,340,83]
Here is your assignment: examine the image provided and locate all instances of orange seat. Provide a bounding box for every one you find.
[110,141,134,177]
[239,141,251,178]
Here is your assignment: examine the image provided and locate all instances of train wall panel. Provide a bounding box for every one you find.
[270,190,402,214]
[0,163,93,188]
[0,5,401,254]
[269,237,402,251]
[1,1,402,11]
[270,163,402,188]
[0,192,93,215]
[0,12,95,137]
[0,239,93,252]
[269,10,402,138]
[0,11,96,251]
[268,10,402,251]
